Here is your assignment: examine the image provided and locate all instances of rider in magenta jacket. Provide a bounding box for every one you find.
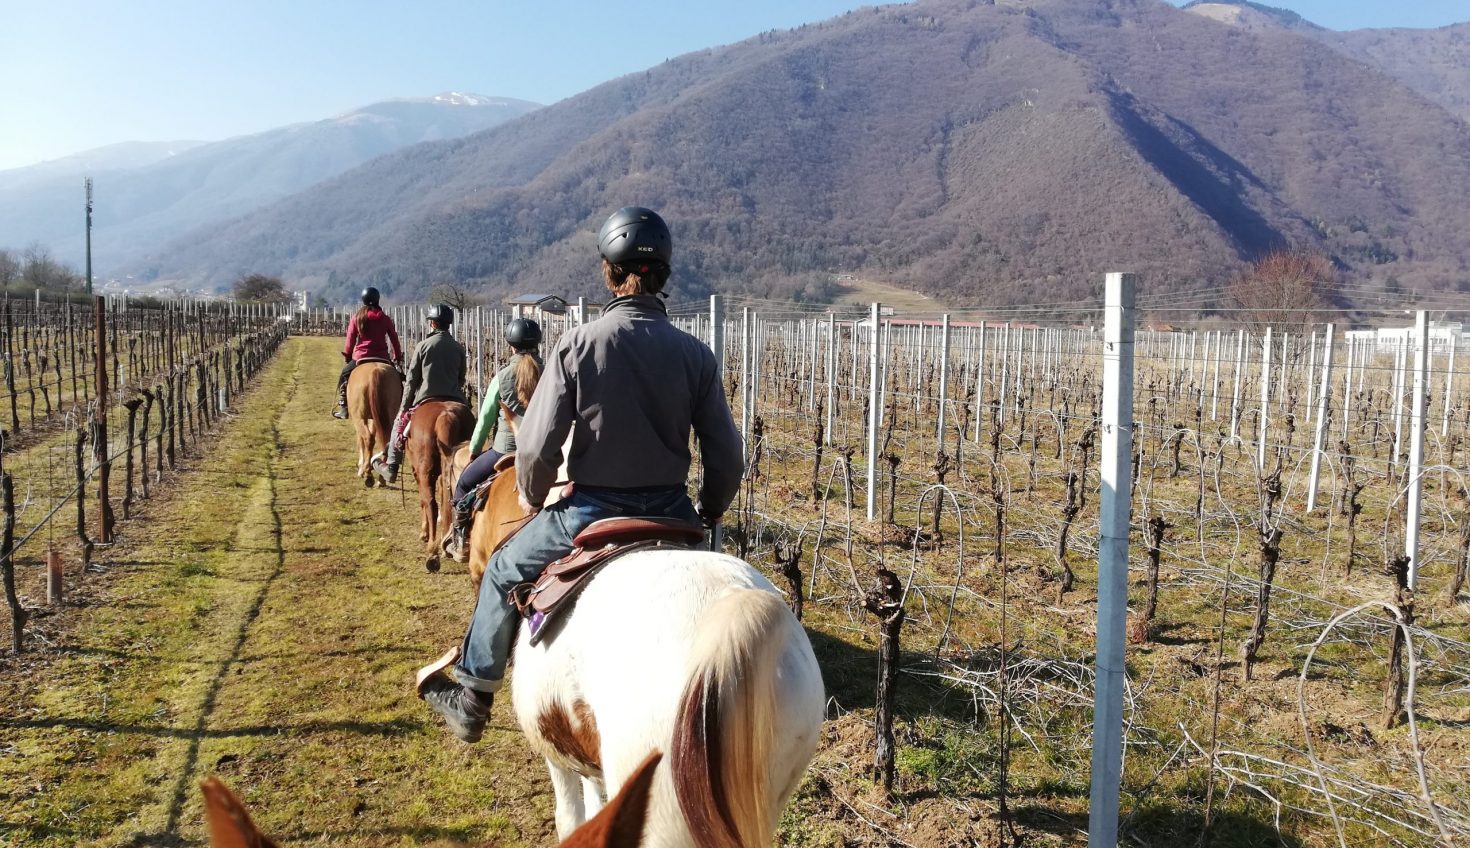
[334,287,403,418]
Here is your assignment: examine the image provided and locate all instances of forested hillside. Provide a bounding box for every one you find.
[137,0,1470,308]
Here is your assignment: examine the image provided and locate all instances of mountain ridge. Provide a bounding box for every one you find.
[132,0,1470,308]
[0,93,540,274]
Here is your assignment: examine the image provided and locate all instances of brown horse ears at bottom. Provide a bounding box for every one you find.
[199,749,663,848]
[200,776,280,848]
[560,750,663,848]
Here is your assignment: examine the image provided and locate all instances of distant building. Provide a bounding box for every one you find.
[503,293,568,319]
[502,293,607,324]
[1344,321,1466,351]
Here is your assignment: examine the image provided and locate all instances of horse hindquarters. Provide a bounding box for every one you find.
[514,554,823,848]
[669,590,823,848]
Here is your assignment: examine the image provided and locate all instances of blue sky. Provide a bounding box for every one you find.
[2,0,1465,170]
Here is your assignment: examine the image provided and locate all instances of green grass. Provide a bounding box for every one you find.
[0,338,550,847]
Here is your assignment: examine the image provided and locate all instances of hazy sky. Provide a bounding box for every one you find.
[2,0,1465,171]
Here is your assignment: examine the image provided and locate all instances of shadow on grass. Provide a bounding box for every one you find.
[0,715,421,739]
[1014,803,1304,847]
[806,627,1007,724]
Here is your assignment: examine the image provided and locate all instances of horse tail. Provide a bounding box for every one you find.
[671,587,791,848]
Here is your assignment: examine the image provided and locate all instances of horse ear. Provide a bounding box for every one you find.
[560,750,662,848]
[200,776,279,848]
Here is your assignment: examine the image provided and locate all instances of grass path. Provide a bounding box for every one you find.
[1,337,552,848]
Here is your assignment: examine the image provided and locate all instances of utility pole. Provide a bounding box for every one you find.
[85,178,94,295]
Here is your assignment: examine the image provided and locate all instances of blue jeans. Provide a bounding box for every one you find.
[453,485,698,692]
[453,449,503,504]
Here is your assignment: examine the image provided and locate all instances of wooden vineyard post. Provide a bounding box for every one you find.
[863,566,903,796]
[122,397,142,519]
[1,472,23,652]
[1089,272,1135,848]
[75,428,92,569]
[4,301,17,436]
[95,296,114,543]
[46,547,63,606]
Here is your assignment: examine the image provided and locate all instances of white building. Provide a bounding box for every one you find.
[1343,321,1466,352]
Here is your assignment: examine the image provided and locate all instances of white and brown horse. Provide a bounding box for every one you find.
[512,549,824,847]
[443,452,825,846]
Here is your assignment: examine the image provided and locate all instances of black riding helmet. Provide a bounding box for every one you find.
[505,318,542,350]
[597,207,672,268]
[361,286,380,307]
[426,303,454,328]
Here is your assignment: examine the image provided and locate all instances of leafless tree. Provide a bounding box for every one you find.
[231,273,290,303]
[1227,249,1337,338]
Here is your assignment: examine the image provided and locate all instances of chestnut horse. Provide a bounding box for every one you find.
[201,750,665,847]
[447,445,531,590]
[408,399,474,572]
[346,361,402,487]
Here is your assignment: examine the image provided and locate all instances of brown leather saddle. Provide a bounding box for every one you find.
[510,517,706,645]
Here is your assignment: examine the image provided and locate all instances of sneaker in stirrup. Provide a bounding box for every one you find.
[370,451,399,484]
[419,673,491,743]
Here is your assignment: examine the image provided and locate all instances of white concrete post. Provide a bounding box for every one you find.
[1090,272,1135,848]
[973,321,987,443]
[1258,327,1272,470]
[1306,324,1334,512]
[1210,329,1222,421]
[1407,311,1429,589]
[937,314,951,448]
[709,295,724,378]
[825,312,836,444]
[866,303,881,521]
[740,308,752,457]
[1444,334,1458,439]
[998,323,1010,426]
[1229,329,1244,441]
[1393,340,1407,467]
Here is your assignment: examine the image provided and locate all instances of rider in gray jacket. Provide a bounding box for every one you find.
[417,207,743,743]
[373,303,467,484]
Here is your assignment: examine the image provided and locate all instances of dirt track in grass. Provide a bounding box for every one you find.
[0,337,554,848]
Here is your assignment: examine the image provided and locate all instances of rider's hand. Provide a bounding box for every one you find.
[697,509,721,530]
[342,351,350,362]
[517,492,538,517]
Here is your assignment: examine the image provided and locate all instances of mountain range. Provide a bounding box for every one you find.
[0,93,539,273]
[1185,2,1470,123]
[44,1,1470,309]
